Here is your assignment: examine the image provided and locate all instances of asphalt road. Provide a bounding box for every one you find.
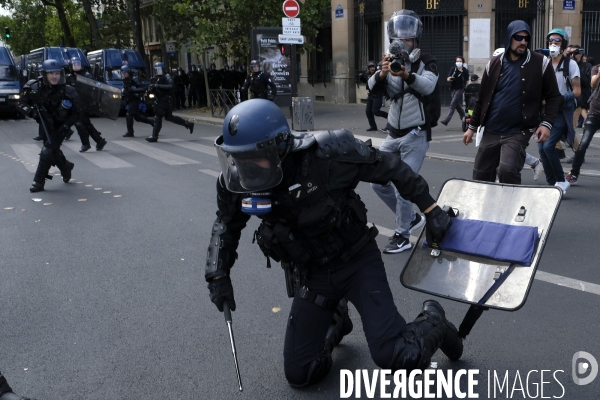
[1,111,599,399]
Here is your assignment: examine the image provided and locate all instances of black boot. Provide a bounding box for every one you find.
[187,121,195,134]
[96,138,107,151]
[30,154,53,192]
[79,145,91,153]
[422,300,463,361]
[123,132,134,137]
[32,136,43,141]
[388,300,450,371]
[145,136,158,142]
[61,162,74,183]
[1,371,36,400]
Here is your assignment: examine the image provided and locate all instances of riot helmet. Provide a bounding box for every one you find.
[121,65,131,78]
[367,60,376,69]
[70,56,82,72]
[191,64,197,72]
[387,10,422,48]
[215,99,291,193]
[41,59,66,86]
[250,60,260,73]
[154,62,165,76]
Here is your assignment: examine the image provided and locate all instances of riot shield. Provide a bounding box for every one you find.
[74,75,121,120]
[401,179,562,311]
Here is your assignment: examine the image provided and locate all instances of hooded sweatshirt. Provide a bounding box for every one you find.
[485,20,531,134]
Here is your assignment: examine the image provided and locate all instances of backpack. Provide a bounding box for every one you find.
[407,54,441,129]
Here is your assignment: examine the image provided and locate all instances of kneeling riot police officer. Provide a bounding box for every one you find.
[206,99,463,387]
[146,62,194,142]
[121,65,154,137]
[240,60,277,101]
[19,59,79,193]
[67,57,107,152]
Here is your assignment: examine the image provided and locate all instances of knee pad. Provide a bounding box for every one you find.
[39,147,54,164]
[286,351,333,388]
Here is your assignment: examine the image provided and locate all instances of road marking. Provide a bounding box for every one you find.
[62,142,134,169]
[199,169,220,177]
[375,222,600,296]
[160,138,217,156]
[112,140,200,165]
[10,144,58,173]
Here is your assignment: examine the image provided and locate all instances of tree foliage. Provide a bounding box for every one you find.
[169,0,330,61]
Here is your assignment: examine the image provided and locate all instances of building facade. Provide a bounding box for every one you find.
[301,0,600,105]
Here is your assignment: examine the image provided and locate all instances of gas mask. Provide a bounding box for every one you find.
[389,40,421,64]
[549,44,562,58]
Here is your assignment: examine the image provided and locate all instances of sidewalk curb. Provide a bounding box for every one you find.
[172,111,224,126]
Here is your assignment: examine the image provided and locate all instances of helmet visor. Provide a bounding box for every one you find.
[155,66,164,75]
[215,136,283,192]
[387,14,422,40]
[72,61,82,71]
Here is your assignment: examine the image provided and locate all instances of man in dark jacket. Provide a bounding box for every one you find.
[359,61,388,131]
[463,20,562,184]
[188,65,201,108]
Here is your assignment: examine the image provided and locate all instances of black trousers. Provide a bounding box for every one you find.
[571,114,600,176]
[473,132,531,184]
[366,94,388,129]
[76,111,103,146]
[283,241,407,385]
[126,100,154,134]
[152,99,188,137]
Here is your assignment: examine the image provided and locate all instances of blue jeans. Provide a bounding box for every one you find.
[371,130,429,238]
[538,112,568,184]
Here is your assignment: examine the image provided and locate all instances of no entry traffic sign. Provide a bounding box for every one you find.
[282,0,300,18]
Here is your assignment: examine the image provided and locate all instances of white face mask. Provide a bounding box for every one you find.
[456,62,463,68]
[549,44,561,58]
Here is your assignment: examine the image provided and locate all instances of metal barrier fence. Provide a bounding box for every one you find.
[210,89,240,118]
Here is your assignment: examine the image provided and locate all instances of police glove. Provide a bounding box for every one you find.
[425,205,453,249]
[207,276,236,312]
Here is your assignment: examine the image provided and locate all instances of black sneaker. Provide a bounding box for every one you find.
[409,213,425,234]
[79,145,91,153]
[123,132,134,137]
[366,127,377,132]
[440,120,449,126]
[33,136,43,141]
[96,139,107,151]
[383,234,411,254]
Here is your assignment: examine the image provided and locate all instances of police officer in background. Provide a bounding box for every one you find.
[18,59,79,192]
[359,60,388,132]
[240,60,277,101]
[67,57,107,152]
[174,67,189,109]
[0,371,35,399]
[187,65,201,108]
[145,62,194,142]
[206,99,462,387]
[121,65,154,137]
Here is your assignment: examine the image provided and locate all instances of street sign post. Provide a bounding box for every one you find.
[282,0,300,18]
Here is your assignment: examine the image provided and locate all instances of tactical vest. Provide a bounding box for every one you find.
[250,72,268,98]
[253,149,374,267]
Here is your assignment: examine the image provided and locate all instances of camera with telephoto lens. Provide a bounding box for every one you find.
[387,40,411,73]
[387,53,407,73]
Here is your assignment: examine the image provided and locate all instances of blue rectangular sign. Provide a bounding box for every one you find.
[563,0,575,11]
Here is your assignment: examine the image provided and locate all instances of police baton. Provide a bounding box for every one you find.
[223,300,243,391]
[34,104,52,146]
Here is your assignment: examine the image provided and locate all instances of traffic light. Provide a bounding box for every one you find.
[4,27,10,39]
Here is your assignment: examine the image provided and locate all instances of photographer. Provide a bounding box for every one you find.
[359,61,388,131]
[368,9,437,253]
[440,56,469,126]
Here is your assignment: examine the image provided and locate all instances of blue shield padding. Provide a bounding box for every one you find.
[425,219,538,266]
[139,102,147,113]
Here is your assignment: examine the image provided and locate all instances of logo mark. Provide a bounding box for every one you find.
[572,351,598,385]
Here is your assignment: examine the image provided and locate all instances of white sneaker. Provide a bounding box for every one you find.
[532,159,543,181]
[555,181,570,195]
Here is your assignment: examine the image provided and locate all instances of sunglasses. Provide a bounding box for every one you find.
[548,38,562,43]
[513,34,531,42]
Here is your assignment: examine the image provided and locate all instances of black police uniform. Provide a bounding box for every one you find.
[0,370,35,400]
[359,66,388,130]
[206,129,462,387]
[122,74,154,137]
[147,74,193,142]
[240,70,277,101]
[66,72,107,152]
[19,77,79,192]
[188,67,202,108]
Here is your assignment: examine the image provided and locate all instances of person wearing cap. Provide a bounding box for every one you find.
[359,61,388,131]
[463,20,562,186]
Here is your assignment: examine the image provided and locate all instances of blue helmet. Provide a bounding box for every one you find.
[121,65,131,74]
[70,56,82,71]
[216,99,291,192]
[41,59,63,73]
[154,62,165,76]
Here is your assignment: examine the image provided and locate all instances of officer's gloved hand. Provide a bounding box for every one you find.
[56,124,70,137]
[425,205,453,248]
[207,276,236,312]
